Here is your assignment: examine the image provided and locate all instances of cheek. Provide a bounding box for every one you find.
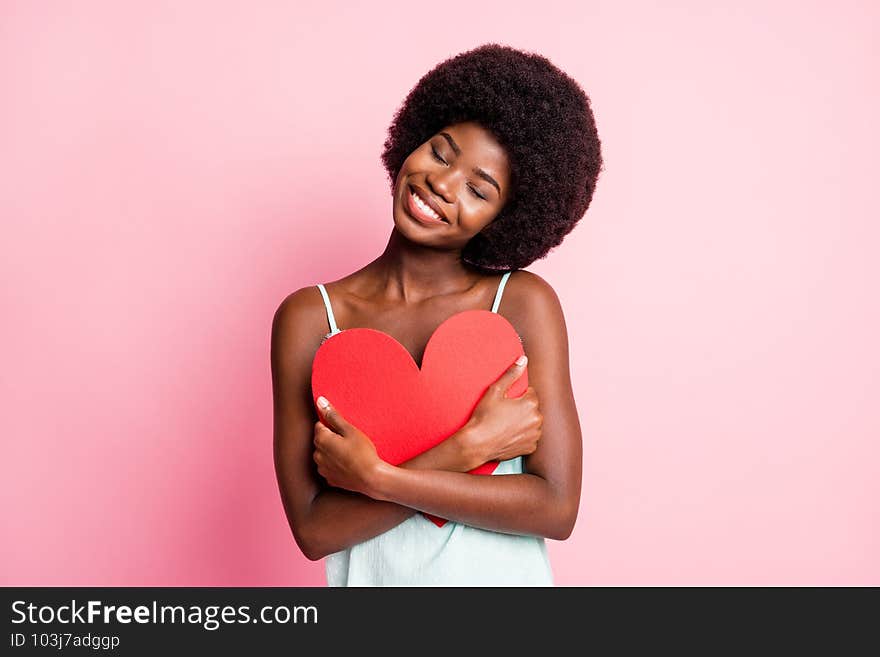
[466,202,499,230]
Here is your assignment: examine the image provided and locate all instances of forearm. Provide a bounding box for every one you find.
[302,431,481,560]
[303,487,413,560]
[367,465,573,540]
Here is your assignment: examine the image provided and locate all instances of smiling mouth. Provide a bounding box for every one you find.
[406,185,448,224]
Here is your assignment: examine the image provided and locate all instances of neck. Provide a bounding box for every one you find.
[366,227,482,303]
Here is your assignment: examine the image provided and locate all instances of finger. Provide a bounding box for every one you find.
[526,387,540,407]
[315,395,350,435]
[492,354,528,395]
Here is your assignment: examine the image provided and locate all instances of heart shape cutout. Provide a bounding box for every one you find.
[311,309,527,527]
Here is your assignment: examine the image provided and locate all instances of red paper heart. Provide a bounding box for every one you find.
[311,309,527,527]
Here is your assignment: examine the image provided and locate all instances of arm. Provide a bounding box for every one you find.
[315,271,583,540]
[272,288,486,561]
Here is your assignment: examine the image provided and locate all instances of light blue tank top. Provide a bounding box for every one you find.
[314,271,554,586]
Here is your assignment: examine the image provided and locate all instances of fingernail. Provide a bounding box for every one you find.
[516,355,527,366]
[317,395,329,409]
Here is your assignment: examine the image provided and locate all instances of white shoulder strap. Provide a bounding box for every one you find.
[315,284,340,334]
[491,271,513,313]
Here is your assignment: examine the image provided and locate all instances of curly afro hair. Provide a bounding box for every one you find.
[381,43,604,271]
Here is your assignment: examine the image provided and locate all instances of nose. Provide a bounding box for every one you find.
[426,167,458,204]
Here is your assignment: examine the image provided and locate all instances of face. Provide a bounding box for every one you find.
[393,121,511,250]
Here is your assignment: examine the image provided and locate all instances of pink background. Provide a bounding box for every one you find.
[2,1,877,586]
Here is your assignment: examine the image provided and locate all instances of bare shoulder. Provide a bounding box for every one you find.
[271,285,330,370]
[507,269,560,301]
[502,269,566,328]
[273,285,325,325]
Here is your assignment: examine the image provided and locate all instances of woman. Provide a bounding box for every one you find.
[272,43,603,585]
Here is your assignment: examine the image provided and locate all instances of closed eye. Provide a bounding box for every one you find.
[431,148,487,200]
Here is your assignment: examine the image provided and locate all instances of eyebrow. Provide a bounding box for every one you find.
[438,132,502,196]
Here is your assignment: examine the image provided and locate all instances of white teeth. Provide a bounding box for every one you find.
[411,191,442,220]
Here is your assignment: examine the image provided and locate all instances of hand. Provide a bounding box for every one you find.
[461,355,543,465]
[312,396,386,497]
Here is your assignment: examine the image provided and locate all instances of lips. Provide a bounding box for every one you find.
[408,184,447,222]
